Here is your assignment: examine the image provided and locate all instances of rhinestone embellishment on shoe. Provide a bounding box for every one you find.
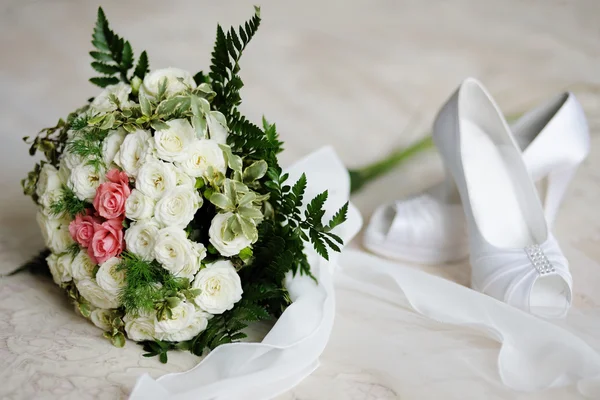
[525,245,556,275]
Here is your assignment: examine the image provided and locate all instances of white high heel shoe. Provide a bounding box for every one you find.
[365,90,589,265]
[432,78,573,318]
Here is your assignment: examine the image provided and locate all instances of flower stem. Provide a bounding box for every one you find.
[349,135,434,193]
[348,113,523,194]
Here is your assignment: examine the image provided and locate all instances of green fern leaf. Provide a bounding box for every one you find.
[121,41,134,70]
[134,50,149,79]
[326,201,348,231]
[305,191,328,227]
[89,51,113,62]
[91,61,121,75]
[309,228,329,260]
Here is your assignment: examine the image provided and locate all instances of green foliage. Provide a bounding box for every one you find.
[67,127,110,172]
[209,6,261,116]
[134,51,149,79]
[50,186,89,218]
[21,162,44,202]
[118,252,189,316]
[189,288,273,356]
[22,105,91,205]
[89,7,150,87]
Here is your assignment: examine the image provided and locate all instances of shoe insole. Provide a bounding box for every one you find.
[461,119,569,316]
[460,119,535,248]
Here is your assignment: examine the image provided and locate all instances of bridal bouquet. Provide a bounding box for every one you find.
[21,7,347,363]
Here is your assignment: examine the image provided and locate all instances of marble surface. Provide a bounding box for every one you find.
[1,0,599,399]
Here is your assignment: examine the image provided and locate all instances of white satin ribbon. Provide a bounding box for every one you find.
[130,147,363,400]
[338,249,600,398]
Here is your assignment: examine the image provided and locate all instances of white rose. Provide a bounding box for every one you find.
[71,250,97,281]
[160,309,209,342]
[95,257,126,298]
[114,129,152,177]
[172,164,195,187]
[136,159,177,200]
[37,164,65,212]
[68,163,106,201]
[90,82,132,113]
[192,260,243,314]
[62,150,83,170]
[57,157,72,184]
[141,68,196,99]
[36,211,74,253]
[154,227,192,274]
[209,212,253,257]
[102,129,127,167]
[154,119,196,162]
[206,111,229,144]
[76,278,119,309]
[154,302,208,342]
[90,309,113,331]
[124,221,159,261]
[124,312,156,342]
[176,242,206,281]
[36,163,63,199]
[154,186,202,228]
[125,189,155,221]
[46,252,73,285]
[177,139,226,179]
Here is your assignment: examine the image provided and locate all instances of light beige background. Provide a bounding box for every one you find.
[1,0,599,399]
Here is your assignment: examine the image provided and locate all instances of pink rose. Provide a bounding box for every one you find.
[93,169,131,219]
[69,212,100,247]
[89,218,124,264]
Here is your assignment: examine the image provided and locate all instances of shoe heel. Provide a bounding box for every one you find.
[543,163,580,227]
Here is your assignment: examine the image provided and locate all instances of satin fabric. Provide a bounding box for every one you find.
[337,249,600,398]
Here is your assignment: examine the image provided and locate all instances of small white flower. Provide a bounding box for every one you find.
[62,150,84,170]
[90,82,132,113]
[36,211,74,253]
[46,252,73,285]
[154,119,196,162]
[71,250,97,281]
[172,164,195,188]
[95,257,126,299]
[154,186,202,229]
[154,227,192,274]
[176,242,206,281]
[206,111,229,144]
[76,278,119,309]
[57,157,72,184]
[37,163,66,213]
[68,163,106,201]
[102,129,127,167]
[124,220,159,261]
[114,129,152,177]
[177,139,227,179]
[136,158,177,200]
[209,212,252,257]
[124,311,156,342]
[125,189,155,221]
[90,309,114,331]
[141,68,196,99]
[154,302,209,342]
[36,163,63,199]
[192,260,243,314]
